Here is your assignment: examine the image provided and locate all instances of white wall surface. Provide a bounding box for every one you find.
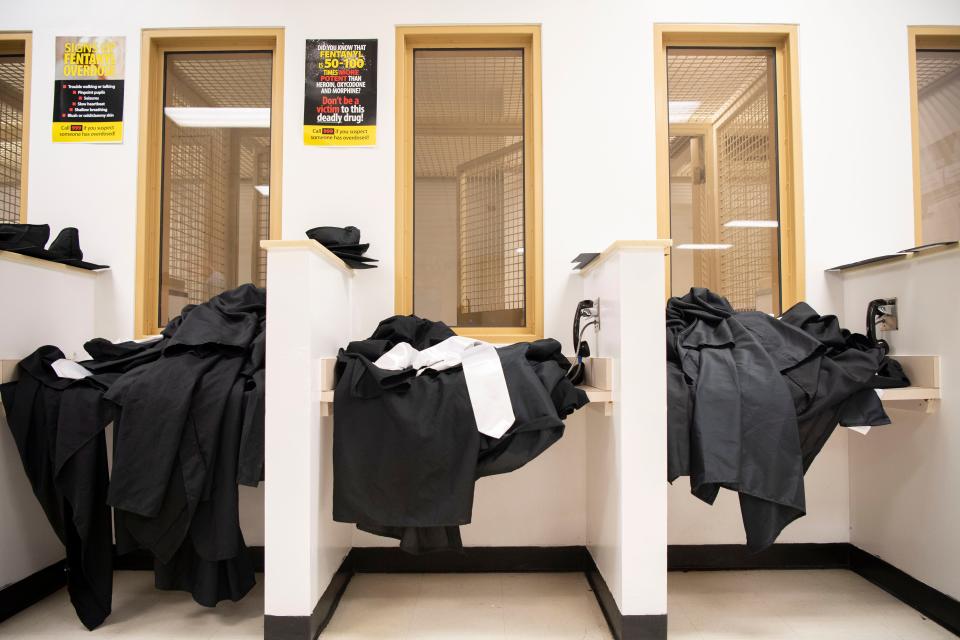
[839,250,960,601]
[2,0,959,565]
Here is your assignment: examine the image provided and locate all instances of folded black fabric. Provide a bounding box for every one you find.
[336,256,378,269]
[333,316,588,553]
[324,242,369,255]
[331,252,377,263]
[2,285,267,629]
[1,346,115,630]
[666,289,901,551]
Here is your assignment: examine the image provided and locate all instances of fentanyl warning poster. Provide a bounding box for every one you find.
[52,36,125,143]
[304,39,377,146]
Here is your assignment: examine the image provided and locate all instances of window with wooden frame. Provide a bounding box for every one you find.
[654,25,804,314]
[908,27,960,246]
[135,28,283,337]
[0,33,32,224]
[396,25,543,343]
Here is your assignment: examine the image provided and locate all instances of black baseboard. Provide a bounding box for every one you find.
[264,558,352,640]
[668,543,851,571]
[586,568,667,640]
[347,545,593,573]
[849,546,960,637]
[672,543,959,637]
[348,546,664,640]
[0,560,67,624]
[5,543,957,640]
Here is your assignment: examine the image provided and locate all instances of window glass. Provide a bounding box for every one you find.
[159,51,272,325]
[412,49,526,328]
[916,49,960,244]
[0,54,25,223]
[666,48,781,314]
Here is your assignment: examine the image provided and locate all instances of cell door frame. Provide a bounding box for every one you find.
[907,26,960,246]
[653,24,805,309]
[134,28,284,338]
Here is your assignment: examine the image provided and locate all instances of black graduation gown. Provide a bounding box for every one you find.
[666,289,903,551]
[106,284,265,605]
[2,284,268,628]
[0,346,115,630]
[333,316,588,553]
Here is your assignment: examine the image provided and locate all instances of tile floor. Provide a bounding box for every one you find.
[0,569,954,639]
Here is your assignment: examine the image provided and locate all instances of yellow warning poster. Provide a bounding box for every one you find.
[52,36,125,143]
[303,39,377,146]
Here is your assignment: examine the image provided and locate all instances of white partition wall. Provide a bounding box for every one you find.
[581,241,671,636]
[834,247,960,602]
[0,252,103,592]
[262,241,354,634]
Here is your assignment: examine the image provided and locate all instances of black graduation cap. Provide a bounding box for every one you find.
[305,225,378,269]
[305,225,361,246]
[0,224,109,270]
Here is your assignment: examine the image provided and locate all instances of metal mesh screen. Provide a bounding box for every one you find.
[916,50,960,91]
[716,71,779,312]
[255,149,270,287]
[413,49,526,327]
[667,48,781,314]
[166,53,272,107]
[667,52,769,123]
[159,52,272,325]
[0,55,25,223]
[457,143,525,326]
[164,126,230,312]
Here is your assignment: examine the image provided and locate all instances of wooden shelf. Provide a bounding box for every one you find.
[879,387,941,402]
[878,355,942,414]
[0,250,108,276]
[1,359,19,384]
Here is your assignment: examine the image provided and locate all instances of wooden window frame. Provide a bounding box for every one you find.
[0,32,32,223]
[134,28,284,338]
[907,26,960,246]
[395,25,544,343]
[654,24,805,309]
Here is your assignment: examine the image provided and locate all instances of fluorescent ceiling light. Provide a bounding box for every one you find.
[164,107,270,128]
[254,185,269,197]
[668,101,701,124]
[675,243,733,250]
[723,220,779,228]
